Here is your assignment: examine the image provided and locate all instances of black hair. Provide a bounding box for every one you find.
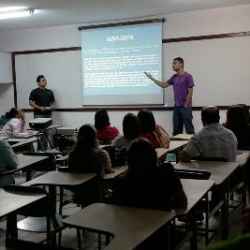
[173,57,184,65]
[237,104,250,123]
[127,138,157,177]
[5,108,18,119]
[123,113,141,140]
[201,106,220,124]
[137,109,156,134]
[225,105,248,128]
[36,75,45,83]
[68,124,97,172]
[94,109,110,130]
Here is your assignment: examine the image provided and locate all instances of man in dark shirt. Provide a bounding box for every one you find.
[29,75,56,150]
[29,75,56,118]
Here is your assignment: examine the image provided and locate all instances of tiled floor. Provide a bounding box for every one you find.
[0,172,244,250]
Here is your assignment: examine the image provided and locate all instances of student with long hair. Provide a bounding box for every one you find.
[137,109,170,148]
[224,105,250,150]
[94,109,119,143]
[113,138,187,249]
[113,138,187,211]
[112,113,141,149]
[1,108,25,138]
[68,124,114,204]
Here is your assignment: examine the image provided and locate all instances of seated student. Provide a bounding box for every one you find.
[112,113,141,149]
[113,138,187,211]
[238,104,250,123]
[223,105,250,150]
[68,124,114,204]
[94,109,119,144]
[180,106,237,162]
[113,139,187,249]
[0,139,18,187]
[1,108,25,138]
[137,109,170,148]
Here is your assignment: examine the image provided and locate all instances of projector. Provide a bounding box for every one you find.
[57,127,77,136]
[29,118,52,130]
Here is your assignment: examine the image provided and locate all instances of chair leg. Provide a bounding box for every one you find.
[98,233,102,250]
[59,187,64,216]
[77,228,82,250]
[58,231,62,247]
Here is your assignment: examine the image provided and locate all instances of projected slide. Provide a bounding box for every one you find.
[81,22,163,105]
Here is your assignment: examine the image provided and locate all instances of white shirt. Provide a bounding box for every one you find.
[1,118,25,138]
[183,123,237,161]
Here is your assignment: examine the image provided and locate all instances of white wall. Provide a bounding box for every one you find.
[0,4,249,134]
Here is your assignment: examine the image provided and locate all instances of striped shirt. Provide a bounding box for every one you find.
[183,123,237,161]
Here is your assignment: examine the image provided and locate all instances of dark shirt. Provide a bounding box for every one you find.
[112,162,183,211]
[29,88,55,115]
[224,123,250,150]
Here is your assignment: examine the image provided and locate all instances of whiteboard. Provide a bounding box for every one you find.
[15,35,250,108]
[15,50,83,109]
[163,36,250,106]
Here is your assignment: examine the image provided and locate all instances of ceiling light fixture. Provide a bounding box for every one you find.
[0,6,35,20]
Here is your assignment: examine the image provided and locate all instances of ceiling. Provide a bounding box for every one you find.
[0,0,250,32]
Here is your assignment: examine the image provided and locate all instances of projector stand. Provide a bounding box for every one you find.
[32,125,61,152]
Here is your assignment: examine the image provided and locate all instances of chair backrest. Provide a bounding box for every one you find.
[103,145,127,167]
[176,169,211,180]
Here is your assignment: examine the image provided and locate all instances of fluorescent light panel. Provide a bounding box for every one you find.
[0,6,35,19]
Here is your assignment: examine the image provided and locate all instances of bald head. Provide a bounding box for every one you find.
[201,106,220,125]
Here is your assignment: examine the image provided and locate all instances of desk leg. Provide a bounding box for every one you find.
[190,209,197,250]
[25,167,32,182]
[222,180,229,240]
[6,213,18,239]
[204,193,209,245]
[48,186,57,246]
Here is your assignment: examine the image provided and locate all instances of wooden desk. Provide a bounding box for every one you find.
[174,161,238,185]
[23,170,96,213]
[0,154,49,182]
[23,170,96,187]
[167,140,188,162]
[63,203,175,250]
[168,140,188,151]
[103,147,185,180]
[0,188,46,238]
[174,161,239,240]
[0,188,46,218]
[8,137,37,152]
[172,134,193,140]
[175,179,215,216]
[17,154,49,181]
[176,179,215,249]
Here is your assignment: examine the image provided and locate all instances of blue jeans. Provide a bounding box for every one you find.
[34,114,52,151]
[173,107,195,136]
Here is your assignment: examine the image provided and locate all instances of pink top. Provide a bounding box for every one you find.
[142,125,170,149]
[1,118,25,138]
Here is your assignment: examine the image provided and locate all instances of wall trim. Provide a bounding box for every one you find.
[12,30,250,109]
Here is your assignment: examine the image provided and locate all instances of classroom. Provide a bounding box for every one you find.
[0,1,250,249]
